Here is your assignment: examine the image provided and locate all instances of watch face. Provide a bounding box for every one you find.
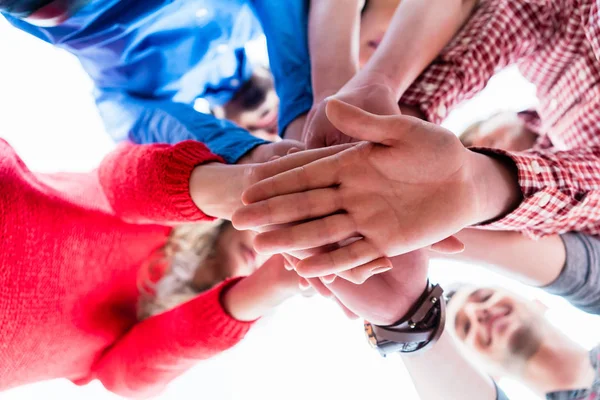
[364,321,378,348]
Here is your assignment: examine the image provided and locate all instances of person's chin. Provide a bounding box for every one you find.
[507,322,542,360]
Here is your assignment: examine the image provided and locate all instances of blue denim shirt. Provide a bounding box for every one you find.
[3,0,313,163]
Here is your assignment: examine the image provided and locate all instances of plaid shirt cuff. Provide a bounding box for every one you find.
[470,147,600,238]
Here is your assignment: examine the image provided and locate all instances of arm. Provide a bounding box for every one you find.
[354,0,479,97]
[92,257,301,398]
[400,0,554,123]
[97,140,223,224]
[250,0,314,135]
[95,89,267,164]
[402,330,500,400]
[441,229,566,287]
[436,229,600,315]
[308,0,363,103]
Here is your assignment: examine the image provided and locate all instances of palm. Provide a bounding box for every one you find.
[334,121,472,256]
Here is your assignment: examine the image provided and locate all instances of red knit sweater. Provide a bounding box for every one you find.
[0,139,254,398]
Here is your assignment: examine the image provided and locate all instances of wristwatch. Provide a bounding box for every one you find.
[364,281,446,356]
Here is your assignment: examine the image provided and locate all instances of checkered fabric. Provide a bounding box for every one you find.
[401,0,600,238]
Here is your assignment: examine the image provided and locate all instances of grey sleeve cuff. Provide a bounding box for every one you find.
[542,232,600,315]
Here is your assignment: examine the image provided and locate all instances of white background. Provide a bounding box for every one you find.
[1,16,599,400]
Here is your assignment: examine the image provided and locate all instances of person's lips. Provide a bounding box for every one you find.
[486,305,513,346]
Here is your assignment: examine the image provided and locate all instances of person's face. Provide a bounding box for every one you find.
[469,114,538,151]
[449,287,548,375]
[214,223,270,278]
[359,0,401,67]
[220,67,280,142]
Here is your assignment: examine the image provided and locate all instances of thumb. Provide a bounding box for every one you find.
[325,99,394,144]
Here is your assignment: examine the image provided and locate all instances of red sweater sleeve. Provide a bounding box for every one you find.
[98,140,224,224]
[91,279,254,399]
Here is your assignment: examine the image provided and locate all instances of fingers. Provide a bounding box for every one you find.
[252,213,357,255]
[295,239,383,278]
[234,188,341,229]
[429,235,465,254]
[326,99,389,143]
[306,277,333,298]
[248,143,353,193]
[326,99,420,145]
[241,159,343,210]
[335,257,392,284]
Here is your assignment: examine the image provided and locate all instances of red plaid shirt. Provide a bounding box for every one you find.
[401,0,600,238]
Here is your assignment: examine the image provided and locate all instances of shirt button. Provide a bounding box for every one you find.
[578,69,586,80]
[195,8,209,18]
[549,99,558,109]
[538,193,551,208]
[531,160,543,175]
[461,37,470,46]
[230,78,240,87]
[436,104,447,119]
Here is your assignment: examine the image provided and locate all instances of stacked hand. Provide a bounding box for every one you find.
[233,99,479,281]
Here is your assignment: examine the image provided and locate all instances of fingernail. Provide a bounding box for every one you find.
[370,266,392,275]
[284,262,295,271]
[321,274,336,284]
[287,147,300,155]
[299,279,311,290]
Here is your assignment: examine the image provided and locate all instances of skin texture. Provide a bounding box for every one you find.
[233,100,522,280]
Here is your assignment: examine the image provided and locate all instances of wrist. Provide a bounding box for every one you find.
[283,114,307,141]
[190,163,246,219]
[467,151,522,225]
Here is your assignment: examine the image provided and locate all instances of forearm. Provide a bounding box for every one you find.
[399,0,552,124]
[222,256,299,321]
[436,229,565,287]
[360,0,477,97]
[92,280,253,398]
[309,0,363,102]
[402,330,497,400]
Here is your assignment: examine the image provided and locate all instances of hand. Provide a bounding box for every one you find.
[258,255,306,296]
[233,100,521,277]
[190,143,354,220]
[237,139,305,165]
[326,250,429,326]
[303,83,400,149]
[222,255,307,322]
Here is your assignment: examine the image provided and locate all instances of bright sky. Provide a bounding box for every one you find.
[1,15,598,400]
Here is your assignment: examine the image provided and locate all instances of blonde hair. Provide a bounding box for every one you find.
[137,220,227,320]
